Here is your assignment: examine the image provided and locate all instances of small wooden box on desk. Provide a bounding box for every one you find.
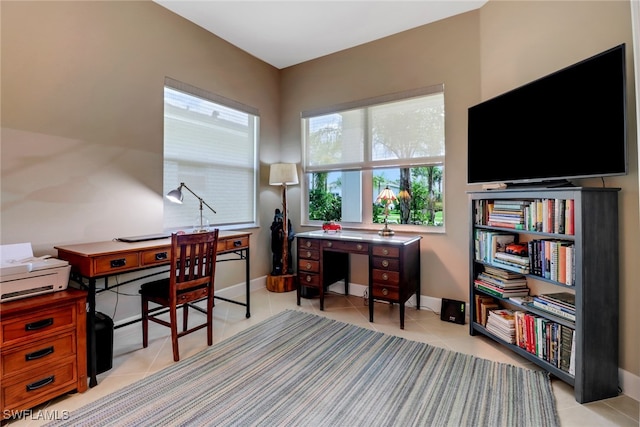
[1,289,87,419]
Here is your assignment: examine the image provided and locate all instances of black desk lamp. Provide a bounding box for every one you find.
[166,182,217,233]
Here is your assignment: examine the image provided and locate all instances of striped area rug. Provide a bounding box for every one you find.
[48,310,559,426]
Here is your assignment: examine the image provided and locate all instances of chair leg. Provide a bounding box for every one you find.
[170,305,180,362]
[182,303,189,332]
[207,294,214,346]
[141,297,148,348]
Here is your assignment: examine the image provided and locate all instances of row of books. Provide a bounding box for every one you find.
[474,230,575,285]
[514,310,575,375]
[527,239,575,285]
[474,198,575,235]
[478,305,575,375]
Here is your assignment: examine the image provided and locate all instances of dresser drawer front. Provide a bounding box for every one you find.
[94,253,140,274]
[2,359,77,409]
[298,259,320,273]
[372,269,400,285]
[372,284,399,300]
[298,248,319,261]
[372,257,400,271]
[298,239,320,250]
[2,333,75,375]
[141,248,170,266]
[322,240,368,253]
[2,306,75,345]
[372,246,399,258]
[298,273,320,287]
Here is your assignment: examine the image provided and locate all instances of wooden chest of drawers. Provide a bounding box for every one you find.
[1,290,87,418]
[296,231,421,328]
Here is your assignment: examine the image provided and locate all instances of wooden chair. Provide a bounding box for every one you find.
[140,230,219,361]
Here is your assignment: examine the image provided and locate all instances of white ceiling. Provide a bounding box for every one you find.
[153,1,487,69]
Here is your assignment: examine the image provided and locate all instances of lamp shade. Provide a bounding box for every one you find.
[376,186,397,204]
[269,163,299,186]
[166,186,184,204]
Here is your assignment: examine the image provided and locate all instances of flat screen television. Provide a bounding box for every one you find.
[467,44,628,186]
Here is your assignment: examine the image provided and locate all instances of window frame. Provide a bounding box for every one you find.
[163,77,259,232]
[301,84,445,234]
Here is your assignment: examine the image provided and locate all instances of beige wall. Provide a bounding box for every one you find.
[1,0,638,385]
[280,1,639,381]
[1,1,281,296]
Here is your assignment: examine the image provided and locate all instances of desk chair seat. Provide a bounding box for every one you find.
[139,230,219,362]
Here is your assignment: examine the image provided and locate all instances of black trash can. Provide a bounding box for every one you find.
[88,312,114,375]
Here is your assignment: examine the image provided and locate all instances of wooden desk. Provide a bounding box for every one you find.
[295,231,421,329]
[55,231,250,387]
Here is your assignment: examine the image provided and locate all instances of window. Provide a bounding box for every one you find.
[302,85,445,232]
[163,78,259,231]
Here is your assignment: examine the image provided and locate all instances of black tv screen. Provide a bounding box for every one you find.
[467,44,628,186]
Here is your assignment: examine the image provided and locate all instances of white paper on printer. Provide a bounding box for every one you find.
[0,242,67,276]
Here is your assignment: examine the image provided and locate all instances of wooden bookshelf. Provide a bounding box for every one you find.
[468,187,619,403]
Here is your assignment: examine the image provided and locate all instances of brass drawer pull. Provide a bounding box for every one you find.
[233,240,242,247]
[155,252,168,261]
[357,244,363,250]
[382,248,389,256]
[305,262,312,269]
[25,318,53,331]
[382,288,389,296]
[382,273,389,281]
[305,241,312,248]
[306,251,312,258]
[26,375,55,392]
[382,260,389,267]
[25,346,54,361]
[305,275,312,282]
[327,242,333,248]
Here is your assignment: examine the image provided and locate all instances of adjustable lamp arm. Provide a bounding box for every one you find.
[179,182,217,214]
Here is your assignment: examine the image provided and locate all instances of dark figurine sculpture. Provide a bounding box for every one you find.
[270,208,294,275]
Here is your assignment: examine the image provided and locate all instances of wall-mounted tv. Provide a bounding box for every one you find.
[467,43,628,186]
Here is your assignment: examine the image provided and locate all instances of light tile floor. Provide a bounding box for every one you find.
[6,288,639,426]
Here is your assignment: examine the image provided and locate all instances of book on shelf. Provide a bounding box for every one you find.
[474,280,530,298]
[491,258,530,274]
[474,294,496,325]
[486,221,526,230]
[486,309,516,343]
[477,272,527,288]
[538,291,575,309]
[494,251,530,266]
[565,199,575,235]
[482,265,525,280]
[559,324,574,373]
[533,297,575,316]
[532,299,576,322]
[508,295,534,306]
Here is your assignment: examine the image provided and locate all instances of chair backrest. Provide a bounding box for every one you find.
[169,230,219,296]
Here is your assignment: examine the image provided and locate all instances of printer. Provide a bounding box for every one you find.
[0,243,71,303]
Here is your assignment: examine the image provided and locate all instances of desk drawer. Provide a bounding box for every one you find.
[219,236,249,252]
[322,240,368,253]
[1,306,75,346]
[372,246,399,258]
[298,239,320,250]
[372,257,399,271]
[298,248,319,261]
[298,273,320,287]
[2,358,77,409]
[372,284,399,301]
[298,259,320,273]
[2,333,75,375]
[141,248,170,266]
[94,253,140,275]
[371,269,400,285]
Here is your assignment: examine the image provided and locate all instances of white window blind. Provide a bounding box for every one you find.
[163,78,259,230]
[303,84,444,173]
